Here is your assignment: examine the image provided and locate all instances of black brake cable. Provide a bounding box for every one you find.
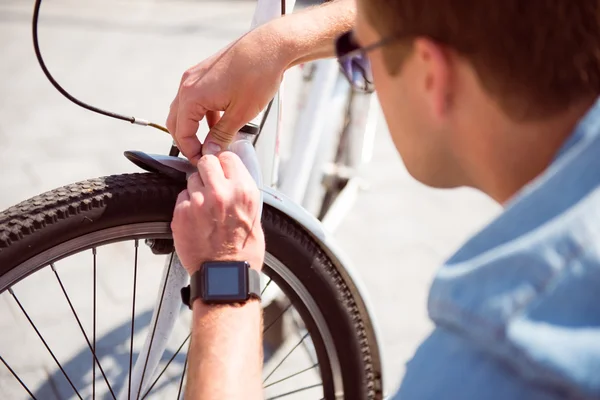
[32,0,170,135]
[33,0,285,153]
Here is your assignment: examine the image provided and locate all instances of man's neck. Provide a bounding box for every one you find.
[468,98,596,204]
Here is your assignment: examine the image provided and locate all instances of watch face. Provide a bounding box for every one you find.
[202,262,248,302]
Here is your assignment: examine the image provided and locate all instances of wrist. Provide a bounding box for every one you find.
[182,258,263,309]
[269,0,356,70]
[249,18,295,72]
[185,254,263,275]
[191,296,260,316]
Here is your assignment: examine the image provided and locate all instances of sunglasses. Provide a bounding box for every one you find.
[335,30,399,92]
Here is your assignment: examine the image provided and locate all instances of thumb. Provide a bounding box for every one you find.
[202,115,244,156]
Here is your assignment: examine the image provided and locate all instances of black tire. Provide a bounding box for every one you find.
[0,173,382,399]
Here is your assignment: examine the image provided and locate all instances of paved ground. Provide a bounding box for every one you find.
[0,0,501,398]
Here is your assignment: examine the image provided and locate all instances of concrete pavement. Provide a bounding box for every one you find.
[0,0,500,398]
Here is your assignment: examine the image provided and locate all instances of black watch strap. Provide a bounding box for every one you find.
[180,262,261,309]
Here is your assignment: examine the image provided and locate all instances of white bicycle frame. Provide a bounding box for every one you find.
[279,64,379,230]
[121,1,385,398]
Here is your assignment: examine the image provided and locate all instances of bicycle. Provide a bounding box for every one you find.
[0,0,384,399]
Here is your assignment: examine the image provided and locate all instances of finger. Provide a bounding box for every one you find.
[187,172,204,194]
[176,101,205,164]
[172,189,190,227]
[175,189,190,205]
[197,155,226,188]
[202,113,245,156]
[218,151,251,181]
[167,97,181,148]
[206,111,221,129]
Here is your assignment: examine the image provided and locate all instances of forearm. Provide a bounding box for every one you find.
[270,0,356,69]
[185,300,263,400]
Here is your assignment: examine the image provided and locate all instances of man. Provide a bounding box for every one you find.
[169,0,600,398]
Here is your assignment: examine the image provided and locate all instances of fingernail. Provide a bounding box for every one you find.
[202,142,221,156]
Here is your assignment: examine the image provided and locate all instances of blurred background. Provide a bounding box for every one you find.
[0,0,500,397]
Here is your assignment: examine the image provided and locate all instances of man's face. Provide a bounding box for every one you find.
[354,1,467,188]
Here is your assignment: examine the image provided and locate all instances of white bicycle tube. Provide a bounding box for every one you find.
[301,74,350,214]
[279,59,341,203]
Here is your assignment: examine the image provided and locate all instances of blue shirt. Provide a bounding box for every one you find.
[395,99,600,399]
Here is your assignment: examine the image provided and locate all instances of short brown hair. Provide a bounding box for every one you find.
[364,0,600,119]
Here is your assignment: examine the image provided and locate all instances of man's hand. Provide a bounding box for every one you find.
[171,152,265,275]
[166,0,355,163]
[166,25,291,163]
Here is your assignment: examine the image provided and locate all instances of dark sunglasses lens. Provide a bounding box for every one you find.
[340,53,374,92]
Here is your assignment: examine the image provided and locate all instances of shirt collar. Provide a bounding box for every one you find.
[553,97,600,160]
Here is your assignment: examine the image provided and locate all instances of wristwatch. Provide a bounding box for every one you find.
[180,261,261,308]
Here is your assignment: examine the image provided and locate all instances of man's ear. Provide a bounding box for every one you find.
[413,38,452,120]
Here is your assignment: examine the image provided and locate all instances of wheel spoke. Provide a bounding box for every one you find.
[263,332,309,383]
[261,277,273,296]
[92,247,97,400]
[8,287,83,400]
[290,309,318,366]
[265,383,323,400]
[128,240,139,400]
[177,353,189,400]
[50,264,117,400]
[137,252,175,399]
[263,303,292,334]
[0,354,38,399]
[263,363,318,388]
[141,333,190,399]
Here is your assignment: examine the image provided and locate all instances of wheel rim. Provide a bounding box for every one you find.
[0,222,343,399]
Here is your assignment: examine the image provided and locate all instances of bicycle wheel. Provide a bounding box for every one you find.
[0,173,381,399]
